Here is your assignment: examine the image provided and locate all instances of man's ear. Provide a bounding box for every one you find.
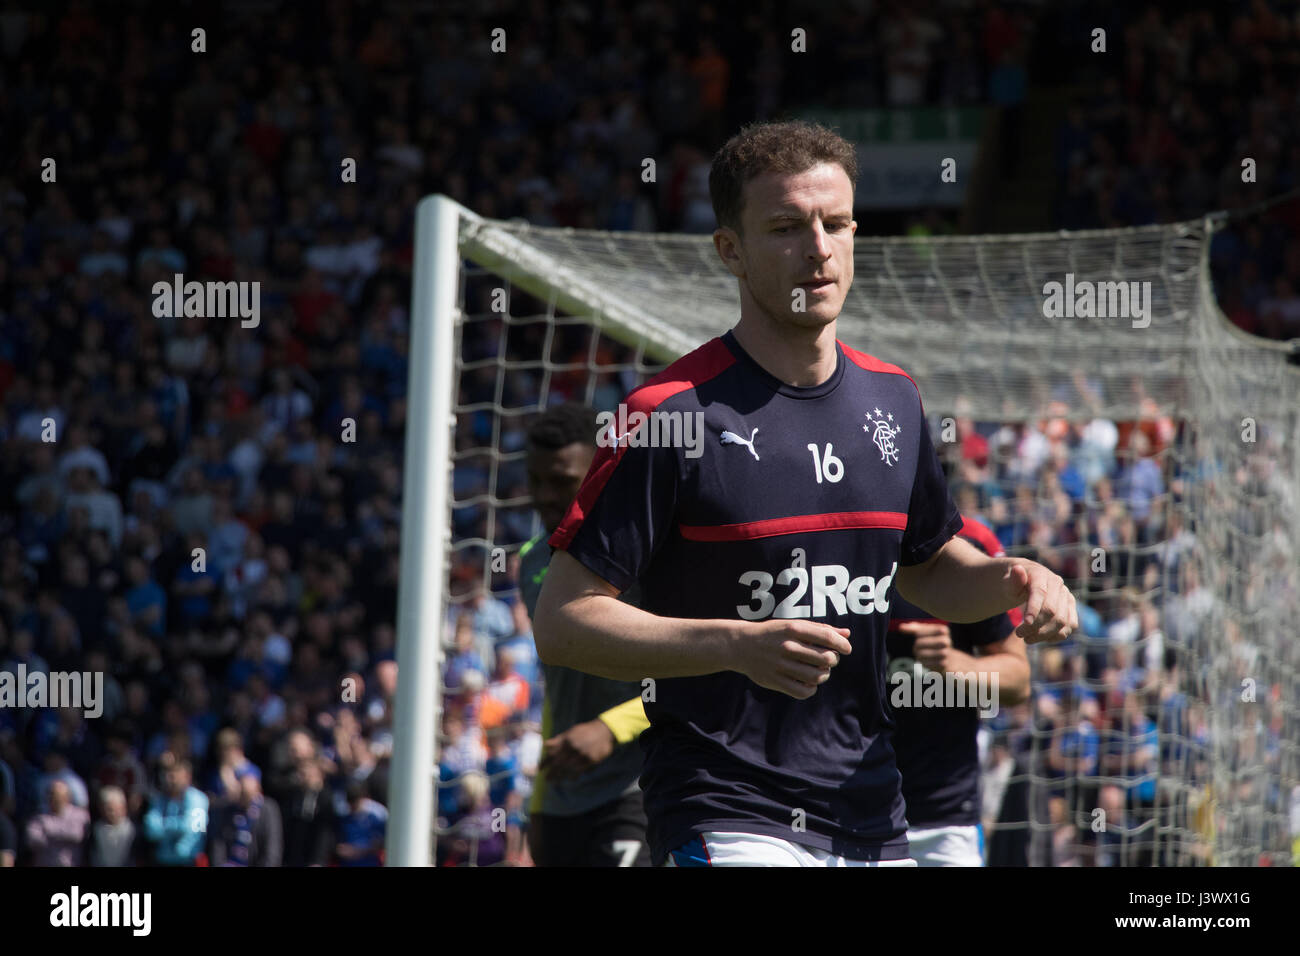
[713,227,745,278]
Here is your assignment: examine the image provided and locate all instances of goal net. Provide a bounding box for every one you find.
[391,195,1300,866]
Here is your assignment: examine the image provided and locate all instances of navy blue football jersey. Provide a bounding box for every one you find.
[550,329,962,863]
[886,516,1019,828]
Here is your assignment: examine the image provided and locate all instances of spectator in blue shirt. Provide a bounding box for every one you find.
[1049,695,1100,798]
[1105,694,1158,806]
[485,728,521,811]
[206,496,248,575]
[209,774,282,867]
[1114,431,1163,523]
[444,612,491,693]
[124,556,166,639]
[336,779,386,866]
[450,584,515,668]
[173,531,219,626]
[142,755,209,865]
[206,728,261,810]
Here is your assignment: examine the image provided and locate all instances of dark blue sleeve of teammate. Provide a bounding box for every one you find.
[899,414,961,566]
[552,440,680,593]
[952,611,1016,648]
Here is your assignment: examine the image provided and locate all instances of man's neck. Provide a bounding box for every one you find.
[731,317,839,387]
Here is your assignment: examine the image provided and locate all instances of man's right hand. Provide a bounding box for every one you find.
[731,620,852,699]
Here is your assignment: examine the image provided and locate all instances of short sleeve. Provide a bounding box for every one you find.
[899,413,961,566]
[548,437,680,593]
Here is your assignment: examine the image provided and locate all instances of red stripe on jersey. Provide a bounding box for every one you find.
[679,510,909,541]
[838,341,918,389]
[549,337,737,551]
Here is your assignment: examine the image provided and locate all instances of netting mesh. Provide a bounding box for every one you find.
[432,206,1299,866]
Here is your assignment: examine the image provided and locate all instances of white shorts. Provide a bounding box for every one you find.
[668,831,917,867]
[906,824,984,867]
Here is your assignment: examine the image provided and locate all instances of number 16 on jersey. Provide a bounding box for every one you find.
[807,443,844,483]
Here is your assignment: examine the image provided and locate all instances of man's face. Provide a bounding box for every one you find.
[104,796,125,824]
[299,761,323,790]
[167,765,190,796]
[526,441,595,535]
[715,162,857,331]
[289,731,314,762]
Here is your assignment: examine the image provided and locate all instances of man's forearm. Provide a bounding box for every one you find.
[535,551,855,699]
[896,536,1030,623]
[534,588,737,681]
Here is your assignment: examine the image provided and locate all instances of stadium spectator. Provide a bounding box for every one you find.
[141,754,208,866]
[440,770,504,867]
[1113,431,1164,524]
[24,779,90,867]
[123,556,167,640]
[478,647,529,732]
[281,758,336,867]
[95,721,148,818]
[206,727,261,810]
[445,611,491,693]
[209,773,283,867]
[88,785,136,867]
[35,750,89,812]
[335,779,386,867]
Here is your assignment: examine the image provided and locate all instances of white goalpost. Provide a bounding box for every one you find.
[386,196,458,866]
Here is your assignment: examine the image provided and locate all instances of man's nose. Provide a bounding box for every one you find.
[807,222,833,259]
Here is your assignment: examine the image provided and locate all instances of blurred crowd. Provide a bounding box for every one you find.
[1050,2,1300,340]
[0,0,1294,866]
[936,391,1296,865]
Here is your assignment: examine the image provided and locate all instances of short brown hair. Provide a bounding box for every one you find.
[709,120,858,235]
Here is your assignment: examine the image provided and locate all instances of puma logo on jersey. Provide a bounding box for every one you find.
[720,427,760,461]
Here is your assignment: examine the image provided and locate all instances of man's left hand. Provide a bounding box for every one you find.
[1004,562,1078,644]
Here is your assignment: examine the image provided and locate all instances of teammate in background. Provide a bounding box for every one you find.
[887,515,1029,866]
[520,403,653,866]
[534,120,1077,867]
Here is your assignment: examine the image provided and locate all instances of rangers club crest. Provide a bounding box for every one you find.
[864,408,900,465]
